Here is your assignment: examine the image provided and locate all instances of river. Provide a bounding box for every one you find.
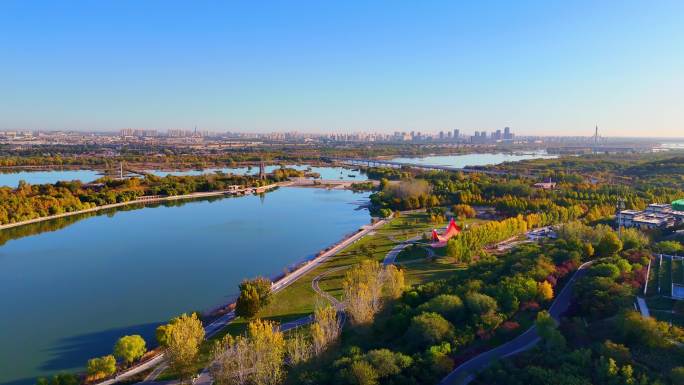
[0,187,371,385]
[389,151,556,168]
[0,165,366,188]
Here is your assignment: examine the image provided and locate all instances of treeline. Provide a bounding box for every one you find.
[367,154,684,225]
[0,172,275,225]
[476,224,684,385]
[277,232,600,384]
[488,152,684,190]
[0,142,495,168]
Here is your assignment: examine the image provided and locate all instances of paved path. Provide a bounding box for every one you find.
[439,260,593,385]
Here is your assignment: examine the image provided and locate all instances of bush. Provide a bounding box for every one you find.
[114,335,146,365]
[452,204,477,219]
[407,312,454,346]
[235,277,272,318]
[87,355,117,380]
[417,294,464,322]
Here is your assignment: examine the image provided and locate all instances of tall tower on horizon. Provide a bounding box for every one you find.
[259,158,265,180]
[594,125,599,144]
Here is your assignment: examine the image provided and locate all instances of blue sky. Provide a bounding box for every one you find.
[1,1,683,137]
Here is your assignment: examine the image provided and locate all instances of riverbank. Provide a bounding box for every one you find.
[0,183,281,231]
[90,211,391,385]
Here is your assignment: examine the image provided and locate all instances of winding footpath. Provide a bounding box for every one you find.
[438,260,594,385]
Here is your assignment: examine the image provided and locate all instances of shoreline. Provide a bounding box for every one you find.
[90,211,390,385]
[0,183,282,231]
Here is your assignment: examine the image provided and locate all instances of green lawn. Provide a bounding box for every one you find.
[395,244,431,262]
[400,257,465,285]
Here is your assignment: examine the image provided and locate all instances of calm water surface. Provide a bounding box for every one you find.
[0,165,365,187]
[0,170,102,187]
[389,151,556,168]
[148,165,367,180]
[0,188,370,385]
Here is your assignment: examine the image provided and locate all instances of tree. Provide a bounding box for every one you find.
[347,361,379,385]
[286,328,312,365]
[655,240,684,255]
[113,335,146,365]
[535,310,565,350]
[465,292,498,315]
[36,374,79,385]
[235,277,272,318]
[620,228,648,250]
[537,281,554,302]
[418,294,464,322]
[364,349,413,378]
[211,319,285,385]
[407,312,454,346]
[211,335,253,385]
[165,313,206,383]
[343,260,383,325]
[601,340,631,365]
[670,367,684,385]
[311,304,341,355]
[617,311,671,349]
[452,204,476,219]
[248,318,286,385]
[596,232,623,257]
[382,265,406,299]
[86,355,117,380]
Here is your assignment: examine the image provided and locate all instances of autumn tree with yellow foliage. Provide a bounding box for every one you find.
[164,313,205,383]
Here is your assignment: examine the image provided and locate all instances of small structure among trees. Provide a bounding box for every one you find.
[431,218,462,247]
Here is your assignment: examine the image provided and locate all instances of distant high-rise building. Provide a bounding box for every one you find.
[453,129,459,139]
[439,131,445,140]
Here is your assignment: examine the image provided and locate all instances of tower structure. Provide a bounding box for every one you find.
[594,125,599,145]
[259,159,266,180]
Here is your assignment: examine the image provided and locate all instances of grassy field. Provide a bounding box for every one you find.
[400,257,465,285]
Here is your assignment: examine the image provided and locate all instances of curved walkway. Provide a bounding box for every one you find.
[439,260,594,385]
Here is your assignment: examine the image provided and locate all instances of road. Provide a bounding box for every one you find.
[438,260,593,385]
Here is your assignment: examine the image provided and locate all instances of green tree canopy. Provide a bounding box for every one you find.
[114,334,146,365]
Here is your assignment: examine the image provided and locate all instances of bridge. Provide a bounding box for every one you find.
[287,178,379,189]
[329,157,509,175]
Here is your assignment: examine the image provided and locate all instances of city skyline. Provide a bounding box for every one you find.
[1,1,683,137]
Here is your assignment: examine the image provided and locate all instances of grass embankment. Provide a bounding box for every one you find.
[160,212,467,379]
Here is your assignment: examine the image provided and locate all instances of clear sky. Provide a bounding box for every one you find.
[1,1,683,137]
